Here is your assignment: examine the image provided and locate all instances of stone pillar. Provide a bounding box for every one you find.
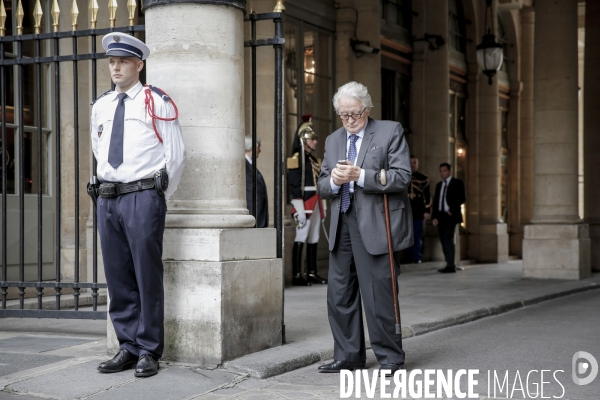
[519,7,535,255]
[523,0,590,280]
[335,0,357,89]
[411,0,451,262]
[355,0,381,118]
[476,61,508,263]
[584,1,600,271]
[475,1,508,263]
[109,0,284,364]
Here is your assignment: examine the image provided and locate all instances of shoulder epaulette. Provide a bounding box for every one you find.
[146,84,171,102]
[90,89,112,106]
[287,152,300,169]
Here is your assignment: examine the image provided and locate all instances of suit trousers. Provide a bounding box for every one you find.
[437,213,457,268]
[409,219,424,262]
[327,202,405,365]
[97,189,167,359]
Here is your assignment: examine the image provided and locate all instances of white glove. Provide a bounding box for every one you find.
[296,212,307,228]
[291,198,307,228]
[321,199,327,219]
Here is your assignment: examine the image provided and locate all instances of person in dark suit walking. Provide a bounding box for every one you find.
[317,81,412,376]
[245,136,268,228]
[432,163,466,273]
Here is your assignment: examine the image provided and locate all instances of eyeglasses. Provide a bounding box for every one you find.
[338,108,366,121]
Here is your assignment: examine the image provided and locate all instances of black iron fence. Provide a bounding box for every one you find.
[1,4,285,323]
[244,10,286,342]
[0,1,144,319]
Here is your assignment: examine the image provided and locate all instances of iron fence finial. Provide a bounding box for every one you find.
[0,0,6,37]
[52,0,61,33]
[273,0,285,13]
[16,0,24,35]
[127,0,136,26]
[34,0,43,34]
[71,0,79,31]
[89,0,99,29]
[108,0,118,28]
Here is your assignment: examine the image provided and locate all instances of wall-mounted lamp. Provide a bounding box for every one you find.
[350,39,380,58]
[476,0,503,85]
[413,34,445,51]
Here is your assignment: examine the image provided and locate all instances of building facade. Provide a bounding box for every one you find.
[246,0,595,281]
[0,0,596,291]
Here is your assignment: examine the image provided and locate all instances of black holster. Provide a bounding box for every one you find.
[87,176,99,205]
[154,168,169,196]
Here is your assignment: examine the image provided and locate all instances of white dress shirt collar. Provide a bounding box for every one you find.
[245,154,252,165]
[346,128,365,141]
[112,81,144,101]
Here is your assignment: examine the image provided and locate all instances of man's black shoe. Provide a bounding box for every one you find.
[97,349,138,373]
[134,354,159,378]
[438,266,456,273]
[292,275,311,286]
[379,363,403,376]
[308,272,328,284]
[318,360,365,373]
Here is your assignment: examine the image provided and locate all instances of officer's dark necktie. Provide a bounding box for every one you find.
[441,179,448,212]
[108,92,128,169]
[340,134,359,213]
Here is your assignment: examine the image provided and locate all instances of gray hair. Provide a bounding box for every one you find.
[244,135,261,152]
[332,81,374,112]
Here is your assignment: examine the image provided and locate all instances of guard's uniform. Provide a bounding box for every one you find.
[289,151,323,244]
[91,34,185,368]
[288,116,327,286]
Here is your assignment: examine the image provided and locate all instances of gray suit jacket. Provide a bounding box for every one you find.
[317,118,413,255]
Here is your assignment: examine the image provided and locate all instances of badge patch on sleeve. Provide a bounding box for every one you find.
[98,124,104,137]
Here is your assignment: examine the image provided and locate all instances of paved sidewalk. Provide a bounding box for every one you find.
[0,261,598,399]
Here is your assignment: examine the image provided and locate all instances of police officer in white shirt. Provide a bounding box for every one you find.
[91,33,186,378]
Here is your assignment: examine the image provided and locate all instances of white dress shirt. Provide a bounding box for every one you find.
[245,154,253,165]
[439,176,452,212]
[91,81,186,200]
[330,128,367,194]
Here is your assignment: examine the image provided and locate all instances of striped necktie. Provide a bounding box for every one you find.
[340,134,359,213]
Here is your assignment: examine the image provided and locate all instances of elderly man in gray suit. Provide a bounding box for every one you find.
[317,81,412,376]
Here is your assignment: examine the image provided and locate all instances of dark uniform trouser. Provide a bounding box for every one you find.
[437,213,457,268]
[97,189,166,359]
[327,202,405,365]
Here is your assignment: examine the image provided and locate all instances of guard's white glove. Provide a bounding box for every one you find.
[291,198,307,228]
[321,199,327,220]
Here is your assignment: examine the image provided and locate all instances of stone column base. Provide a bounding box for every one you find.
[108,228,282,365]
[478,223,509,263]
[523,224,591,280]
[589,223,600,272]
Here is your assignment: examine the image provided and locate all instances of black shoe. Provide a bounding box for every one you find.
[134,354,159,378]
[97,349,138,373]
[318,360,365,373]
[307,272,327,284]
[292,275,311,286]
[438,266,456,273]
[379,363,403,376]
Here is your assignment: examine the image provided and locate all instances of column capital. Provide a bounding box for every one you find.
[143,0,246,13]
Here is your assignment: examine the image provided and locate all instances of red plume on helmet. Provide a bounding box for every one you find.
[301,114,312,123]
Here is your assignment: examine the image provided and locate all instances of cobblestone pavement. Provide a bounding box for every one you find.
[2,263,598,400]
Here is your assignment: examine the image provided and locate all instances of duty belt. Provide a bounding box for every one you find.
[98,179,155,198]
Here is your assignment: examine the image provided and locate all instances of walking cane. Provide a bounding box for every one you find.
[381,169,402,335]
